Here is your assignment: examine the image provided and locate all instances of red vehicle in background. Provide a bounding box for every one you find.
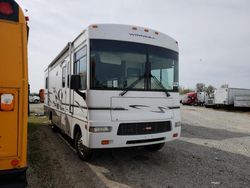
[182,92,197,105]
[39,89,45,103]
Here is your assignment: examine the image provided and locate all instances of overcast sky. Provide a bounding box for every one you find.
[16,0,250,92]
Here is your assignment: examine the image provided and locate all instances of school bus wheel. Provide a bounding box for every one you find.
[74,131,92,161]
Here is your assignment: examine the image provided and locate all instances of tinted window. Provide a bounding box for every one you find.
[90,39,178,91]
[62,66,66,88]
[74,46,87,89]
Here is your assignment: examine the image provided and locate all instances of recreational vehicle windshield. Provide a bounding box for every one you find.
[90,39,178,91]
[44,24,181,160]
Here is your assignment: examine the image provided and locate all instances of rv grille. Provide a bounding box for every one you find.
[117,121,171,136]
[126,137,165,144]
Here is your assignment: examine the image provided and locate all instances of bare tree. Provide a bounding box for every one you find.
[206,85,215,95]
[196,83,206,92]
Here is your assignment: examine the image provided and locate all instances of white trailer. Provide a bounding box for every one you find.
[234,96,250,107]
[214,88,250,107]
[44,24,181,160]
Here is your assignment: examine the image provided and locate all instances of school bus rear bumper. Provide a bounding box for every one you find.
[0,167,27,188]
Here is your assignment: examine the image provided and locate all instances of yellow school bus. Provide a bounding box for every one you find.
[0,0,29,186]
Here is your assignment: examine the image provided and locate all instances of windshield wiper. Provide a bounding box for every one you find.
[150,74,171,97]
[119,74,171,97]
[119,74,146,96]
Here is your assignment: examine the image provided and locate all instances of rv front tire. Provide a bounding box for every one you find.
[75,131,92,161]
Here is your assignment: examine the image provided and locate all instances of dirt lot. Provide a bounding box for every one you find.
[27,104,250,188]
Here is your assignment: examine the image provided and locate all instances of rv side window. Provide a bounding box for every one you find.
[67,62,70,87]
[45,77,48,89]
[74,46,87,89]
[62,66,66,88]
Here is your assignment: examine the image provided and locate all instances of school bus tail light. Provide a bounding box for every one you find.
[11,159,20,166]
[0,1,18,22]
[173,133,178,138]
[0,94,14,111]
[0,2,13,15]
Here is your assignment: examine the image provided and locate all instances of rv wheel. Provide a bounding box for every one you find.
[145,143,165,152]
[75,131,92,161]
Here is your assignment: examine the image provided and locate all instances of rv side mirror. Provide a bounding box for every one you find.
[70,75,81,90]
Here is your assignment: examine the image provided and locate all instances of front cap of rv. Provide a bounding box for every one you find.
[87,24,178,52]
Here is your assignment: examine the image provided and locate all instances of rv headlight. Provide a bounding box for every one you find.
[89,126,112,133]
[175,122,181,127]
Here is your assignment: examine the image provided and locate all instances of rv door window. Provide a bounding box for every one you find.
[74,46,87,89]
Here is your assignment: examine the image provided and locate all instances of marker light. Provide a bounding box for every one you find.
[0,2,13,16]
[0,94,14,111]
[144,29,149,32]
[173,133,178,138]
[101,140,110,145]
[155,31,159,35]
[11,159,19,166]
[132,27,137,30]
[92,25,98,28]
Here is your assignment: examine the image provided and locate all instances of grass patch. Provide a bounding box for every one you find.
[28,116,48,133]
[28,115,50,170]
[27,115,56,187]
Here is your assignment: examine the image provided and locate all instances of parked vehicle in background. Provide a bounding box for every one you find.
[39,89,45,103]
[197,91,205,106]
[182,92,197,105]
[44,24,181,160]
[214,88,250,107]
[234,96,250,108]
[204,92,215,107]
[0,0,29,186]
[29,95,40,103]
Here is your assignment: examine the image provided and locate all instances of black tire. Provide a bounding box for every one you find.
[75,131,92,161]
[145,143,165,152]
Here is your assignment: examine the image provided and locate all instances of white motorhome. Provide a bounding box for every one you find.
[44,24,181,160]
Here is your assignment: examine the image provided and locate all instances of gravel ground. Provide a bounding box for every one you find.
[27,104,250,188]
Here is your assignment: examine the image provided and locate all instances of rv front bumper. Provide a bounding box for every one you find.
[86,120,181,148]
